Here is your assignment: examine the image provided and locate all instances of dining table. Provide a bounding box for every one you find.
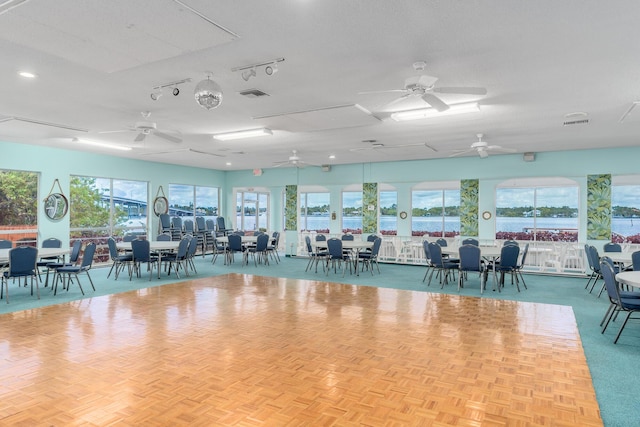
[117,240,180,278]
[0,246,72,287]
[311,240,374,276]
[615,271,640,290]
[441,245,508,291]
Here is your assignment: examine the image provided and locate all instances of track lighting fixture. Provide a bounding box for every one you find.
[265,63,278,76]
[232,57,284,81]
[150,90,163,101]
[150,77,191,101]
[172,87,180,96]
[242,68,256,81]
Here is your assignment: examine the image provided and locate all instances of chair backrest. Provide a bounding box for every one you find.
[503,240,519,247]
[8,246,38,276]
[42,237,62,248]
[122,234,136,242]
[603,242,622,252]
[195,216,205,231]
[315,234,327,242]
[341,234,354,241]
[428,242,445,266]
[79,242,96,269]
[131,239,151,262]
[588,246,601,273]
[255,234,269,251]
[367,234,378,242]
[108,237,118,259]
[233,230,245,236]
[498,244,520,269]
[584,244,595,271]
[171,217,183,230]
[422,240,431,262]
[632,251,640,271]
[175,237,190,258]
[462,238,479,246]
[159,213,171,230]
[69,240,82,263]
[271,231,280,246]
[216,216,227,231]
[601,256,616,273]
[183,219,195,233]
[326,238,344,259]
[370,237,382,256]
[600,261,621,304]
[0,239,12,249]
[205,219,215,231]
[458,244,482,271]
[519,243,530,267]
[227,234,244,252]
[436,238,447,247]
[187,236,198,257]
[305,235,313,254]
[157,233,171,241]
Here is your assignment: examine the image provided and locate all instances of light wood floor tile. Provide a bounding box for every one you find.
[0,274,602,426]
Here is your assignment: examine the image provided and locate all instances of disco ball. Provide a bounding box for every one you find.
[194,77,223,110]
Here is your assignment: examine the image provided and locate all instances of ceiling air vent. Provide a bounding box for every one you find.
[563,119,589,126]
[239,89,269,98]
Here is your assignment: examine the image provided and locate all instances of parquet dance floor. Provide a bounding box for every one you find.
[0,274,602,426]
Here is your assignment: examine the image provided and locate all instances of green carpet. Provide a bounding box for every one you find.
[1,254,637,427]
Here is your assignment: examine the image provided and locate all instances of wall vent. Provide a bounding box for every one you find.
[239,89,269,98]
[563,119,589,126]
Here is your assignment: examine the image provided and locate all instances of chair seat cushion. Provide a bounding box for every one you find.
[620,298,640,309]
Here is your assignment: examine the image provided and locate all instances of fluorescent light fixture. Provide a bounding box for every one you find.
[213,128,273,141]
[391,102,480,122]
[72,138,132,151]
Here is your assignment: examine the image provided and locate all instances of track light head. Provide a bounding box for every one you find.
[241,68,257,81]
[172,87,180,96]
[150,90,163,101]
[265,63,278,76]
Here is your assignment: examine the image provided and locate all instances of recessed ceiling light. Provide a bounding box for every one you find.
[18,71,37,78]
[225,162,232,166]
[213,128,273,141]
[329,154,336,159]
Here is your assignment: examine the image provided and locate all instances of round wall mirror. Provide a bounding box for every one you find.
[44,193,69,221]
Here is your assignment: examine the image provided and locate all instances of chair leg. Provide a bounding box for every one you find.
[614,311,634,344]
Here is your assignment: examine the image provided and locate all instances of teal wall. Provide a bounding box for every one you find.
[2,138,639,247]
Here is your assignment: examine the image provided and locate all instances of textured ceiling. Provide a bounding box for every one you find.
[0,0,639,170]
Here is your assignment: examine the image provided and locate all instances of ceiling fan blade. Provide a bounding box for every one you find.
[98,128,134,134]
[433,87,487,95]
[487,145,516,153]
[448,149,474,158]
[358,89,407,95]
[134,132,146,142]
[154,130,182,144]
[188,149,225,157]
[421,93,450,112]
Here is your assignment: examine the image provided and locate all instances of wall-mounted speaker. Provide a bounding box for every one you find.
[523,152,535,162]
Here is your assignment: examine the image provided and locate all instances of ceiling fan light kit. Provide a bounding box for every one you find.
[391,102,480,121]
[213,128,272,141]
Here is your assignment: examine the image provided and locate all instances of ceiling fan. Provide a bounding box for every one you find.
[100,111,182,144]
[350,141,438,152]
[272,150,315,168]
[449,134,516,158]
[359,62,486,112]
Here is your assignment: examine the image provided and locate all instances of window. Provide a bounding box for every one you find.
[168,183,219,225]
[612,175,640,243]
[236,190,269,231]
[300,192,330,232]
[379,190,397,235]
[342,191,362,234]
[411,186,460,237]
[70,176,148,239]
[496,178,578,242]
[0,169,38,245]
